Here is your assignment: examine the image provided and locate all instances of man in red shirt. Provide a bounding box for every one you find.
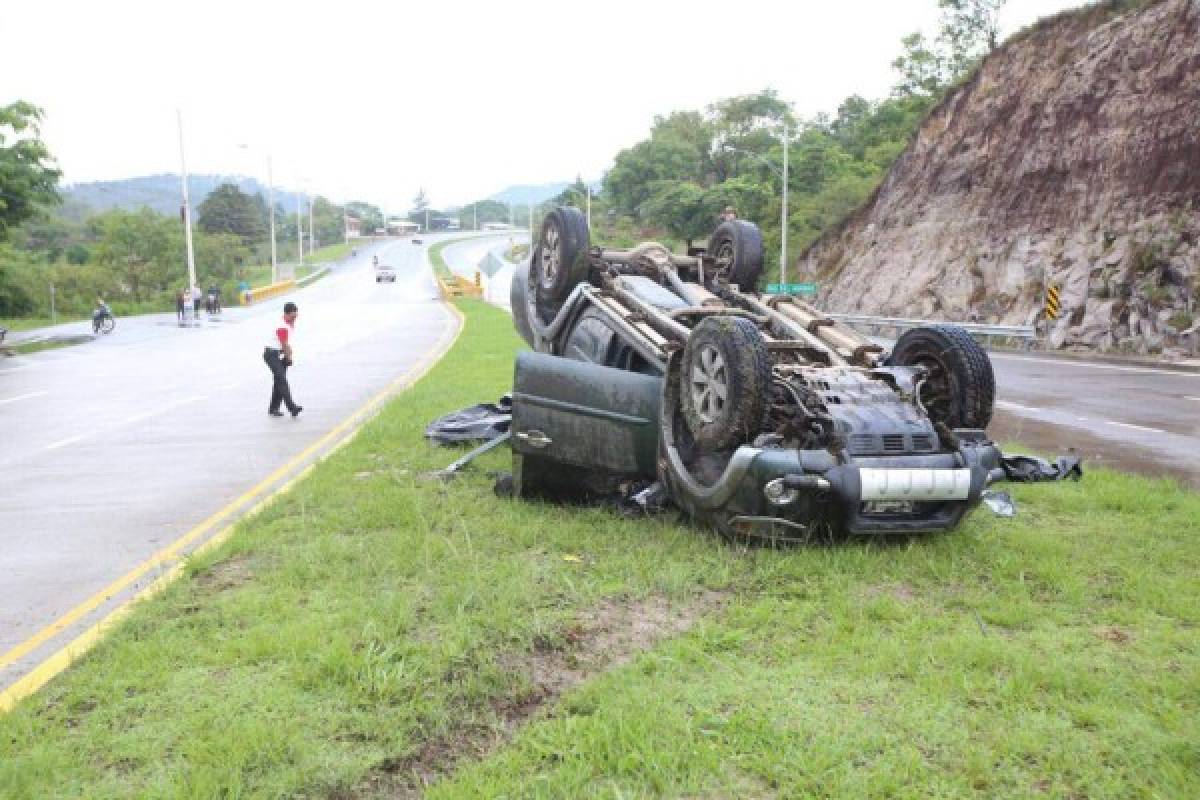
[265,301,303,417]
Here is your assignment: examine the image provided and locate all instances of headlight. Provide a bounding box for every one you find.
[763,478,799,506]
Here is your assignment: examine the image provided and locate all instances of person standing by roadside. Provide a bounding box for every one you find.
[191,285,203,316]
[176,288,186,323]
[264,301,303,418]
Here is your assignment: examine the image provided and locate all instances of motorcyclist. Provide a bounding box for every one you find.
[92,297,112,331]
[372,254,379,267]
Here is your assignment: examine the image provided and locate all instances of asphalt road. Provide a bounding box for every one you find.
[0,237,459,691]
[989,353,1200,487]
[440,232,529,310]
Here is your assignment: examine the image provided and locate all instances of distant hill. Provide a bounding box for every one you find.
[63,174,310,216]
[486,180,601,207]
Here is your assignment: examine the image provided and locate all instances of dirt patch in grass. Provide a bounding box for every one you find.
[193,553,258,593]
[352,591,727,798]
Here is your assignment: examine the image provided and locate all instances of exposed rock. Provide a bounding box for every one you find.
[801,0,1200,353]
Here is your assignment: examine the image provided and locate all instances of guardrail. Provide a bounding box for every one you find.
[823,313,1039,349]
[436,273,483,300]
[241,279,296,306]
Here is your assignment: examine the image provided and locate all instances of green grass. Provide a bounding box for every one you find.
[1,299,1197,798]
[428,236,475,281]
[303,240,357,265]
[0,316,84,332]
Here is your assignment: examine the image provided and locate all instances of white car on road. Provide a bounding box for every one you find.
[374,260,396,283]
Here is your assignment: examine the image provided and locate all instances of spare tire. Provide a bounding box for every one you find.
[533,206,590,307]
[680,316,771,451]
[708,220,764,291]
[890,325,995,429]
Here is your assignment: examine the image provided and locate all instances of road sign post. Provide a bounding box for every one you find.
[1045,284,1061,320]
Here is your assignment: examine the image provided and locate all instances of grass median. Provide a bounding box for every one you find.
[1,299,1197,798]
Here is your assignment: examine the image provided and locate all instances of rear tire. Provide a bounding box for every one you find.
[680,316,771,450]
[707,220,764,291]
[532,207,590,307]
[890,325,994,429]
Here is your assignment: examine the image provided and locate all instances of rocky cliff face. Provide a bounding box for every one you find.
[799,0,1200,353]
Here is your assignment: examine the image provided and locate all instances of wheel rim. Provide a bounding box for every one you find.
[712,239,734,277]
[539,222,561,291]
[690,344,728,424]
[913,355,953,422]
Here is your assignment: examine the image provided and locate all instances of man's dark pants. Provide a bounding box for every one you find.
[263,347,298,413]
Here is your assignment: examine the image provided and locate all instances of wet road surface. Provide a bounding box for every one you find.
[0,237,459,691]
[989,352,1200,487]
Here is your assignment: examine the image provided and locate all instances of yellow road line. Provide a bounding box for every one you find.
[0,305,462,712]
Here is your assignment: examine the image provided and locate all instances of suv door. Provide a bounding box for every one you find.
[511,351,662,496]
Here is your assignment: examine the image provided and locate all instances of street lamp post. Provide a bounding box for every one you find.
[296,191,304,267]
[176,110,198,314]
[781,123,789,285]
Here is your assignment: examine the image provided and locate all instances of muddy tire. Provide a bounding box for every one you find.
[510,256,536,347]
[533,206,590,307]
[680,316,771,450]
[890,325,995,429]
[707,220,764,291]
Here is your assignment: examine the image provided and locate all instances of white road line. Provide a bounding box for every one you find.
[1188,396,1200,403]
[0,391,48,405]
[46,434,86,450]
[991,353,1200,379]
[996,400,1039,413]
[1106,420,1166,435]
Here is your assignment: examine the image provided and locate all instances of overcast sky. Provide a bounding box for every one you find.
[5,0,1079,211]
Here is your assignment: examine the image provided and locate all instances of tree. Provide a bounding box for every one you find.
[892,0,1007,98]
[939,0,1004,77]
[0,101,60,243]
[196,183,267,244]
[91,209,180,300]
[345,201,383,234]
[891,32,947,97]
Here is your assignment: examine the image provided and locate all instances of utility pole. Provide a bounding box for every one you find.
[308,194,315,254]
[586,185,591,230]
[296,191,304,266]
[528,203,533,237]
[267,156,278,284]
[473,202,478,231]
[781,122,789,285]
[176,110,198,307]
[343,202,349,245]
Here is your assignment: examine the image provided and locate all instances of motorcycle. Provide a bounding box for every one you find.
[92,307,115,334]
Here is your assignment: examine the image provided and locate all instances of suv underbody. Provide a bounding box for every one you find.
[507,207,1007,543]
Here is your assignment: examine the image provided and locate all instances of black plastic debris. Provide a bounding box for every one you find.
[425,394,512,444]
[1000,453,1083,482]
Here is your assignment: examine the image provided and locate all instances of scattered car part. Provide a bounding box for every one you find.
[982,489,1016,517]
[424,395,512,444]
[1000,453,1083,482]
[433,431,513,478]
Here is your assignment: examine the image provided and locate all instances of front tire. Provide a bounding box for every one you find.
[680,316,771,450]
[890,325,994,429]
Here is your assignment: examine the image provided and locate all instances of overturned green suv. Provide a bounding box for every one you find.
[508,207,1006,542]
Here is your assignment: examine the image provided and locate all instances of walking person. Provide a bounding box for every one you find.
[264,301,303,418]
[176,289,186,323]
[191,285,202,316]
